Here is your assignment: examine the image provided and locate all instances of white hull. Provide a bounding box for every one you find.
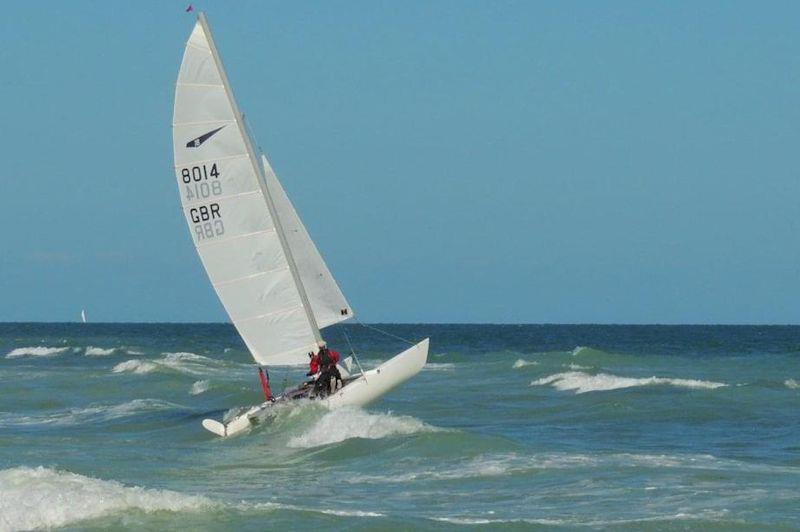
[202,338,429,437]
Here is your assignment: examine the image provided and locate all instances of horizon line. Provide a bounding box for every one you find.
[1,321,799,327]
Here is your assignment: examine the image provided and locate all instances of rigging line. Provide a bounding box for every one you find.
[342,328,367,381]
[354,318,416,346]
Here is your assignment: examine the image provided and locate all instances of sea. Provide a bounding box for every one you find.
[0,323,798,531]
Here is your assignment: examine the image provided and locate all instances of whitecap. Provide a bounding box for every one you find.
[0,399,182,428]
[571,346,588,356]
[287,407,441,448]
[512,359,537,368]
[113,359,157,374]
[567,363,590,370]
[530,371,727,394]
[0,466,215,531]
[85,346,116,356]
[190,380,210,395]
[785,379,799,389]
[423,363,455,371]
[5,346,70,359]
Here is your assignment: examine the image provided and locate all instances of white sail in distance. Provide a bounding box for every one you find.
[172,15,351,365]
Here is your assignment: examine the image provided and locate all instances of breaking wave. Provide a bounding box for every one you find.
[190,380,210,395]
[287,407,442,449]
[0,466,215,531]
[5,346,70,359]
[113,360,157,374]
[531,371,727,394]
[423,363,455,371]
[512,359,537,368]
[111,352,232,377]
[0,399,182,429]
[786,379,799,389]
[85,346,117,356]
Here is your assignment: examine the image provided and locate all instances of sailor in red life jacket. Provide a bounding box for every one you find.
[312,343,342,397]
[306,351,320,378]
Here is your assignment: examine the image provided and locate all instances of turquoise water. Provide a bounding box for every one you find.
[1,324,798,530]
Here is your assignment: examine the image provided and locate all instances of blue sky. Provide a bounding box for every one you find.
[1,1,798,323]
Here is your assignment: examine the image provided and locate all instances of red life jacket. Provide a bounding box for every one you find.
[319,348,340,368]
[308,355,320,375]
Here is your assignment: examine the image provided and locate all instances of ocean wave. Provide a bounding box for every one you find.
[348,451,800,486]
[85,346,117,356]
[531,371,727,394]
[113,360,157,374]
[111,352,232,377]
[571,346,588,356]
[287,407,442,448]
[190,380,210,395]
[423,363,455,371]
[5,346,70,359]
[512,359,538,368]
[786,379,799,389]
[430,511,731,527]
[0,399,183,429]
[0,466,215,531]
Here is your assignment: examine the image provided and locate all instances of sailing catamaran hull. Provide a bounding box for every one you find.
[202,338,429,437]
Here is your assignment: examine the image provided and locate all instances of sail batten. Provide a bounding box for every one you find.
[172,13,345,365]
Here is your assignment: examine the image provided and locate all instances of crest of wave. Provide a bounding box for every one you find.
[0,466,215,531]
[512,359,537,368]
[113,360,157,374]
[786,379,799,390]
[190,380,210,395]
[112,352,231,377]
[5,346,70,359]
[531,371,727,394]
[287,407,441,448]
[0,399,181,429]
[85,346,117,356]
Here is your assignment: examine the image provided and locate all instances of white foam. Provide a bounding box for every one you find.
[0,466,214,531]
[113,359,157,374]
[5,346,70,359]
[287,407,441,448]
[571,346,588,356]
[190,380,210,395]
[785,379,799,389]
[531,371,727,394]
[0,399,180,428]
[568,363,590,370]
[512,359,538,368]
[423,363,455,371]
[85,346,116,356]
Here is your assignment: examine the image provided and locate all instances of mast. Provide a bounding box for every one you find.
[197,12,323,345]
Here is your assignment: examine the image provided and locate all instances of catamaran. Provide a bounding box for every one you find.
[172,13,429,437]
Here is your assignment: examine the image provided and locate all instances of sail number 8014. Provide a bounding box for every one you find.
[181,163,222,201]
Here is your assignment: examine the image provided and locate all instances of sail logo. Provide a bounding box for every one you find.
[186,126,225,148]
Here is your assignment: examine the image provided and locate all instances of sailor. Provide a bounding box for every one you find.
[306,351,320,378]
[313,343,342,396]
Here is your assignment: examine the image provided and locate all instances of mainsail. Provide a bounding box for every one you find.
[172,14,352,365]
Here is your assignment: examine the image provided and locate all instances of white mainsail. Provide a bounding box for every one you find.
[80,309,87,323]
[172,15,352,365]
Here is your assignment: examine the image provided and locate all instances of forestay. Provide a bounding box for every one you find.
[172,16,352,365]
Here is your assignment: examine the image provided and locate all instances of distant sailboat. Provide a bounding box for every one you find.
[80,309,87,324]
[172,12,429,437]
